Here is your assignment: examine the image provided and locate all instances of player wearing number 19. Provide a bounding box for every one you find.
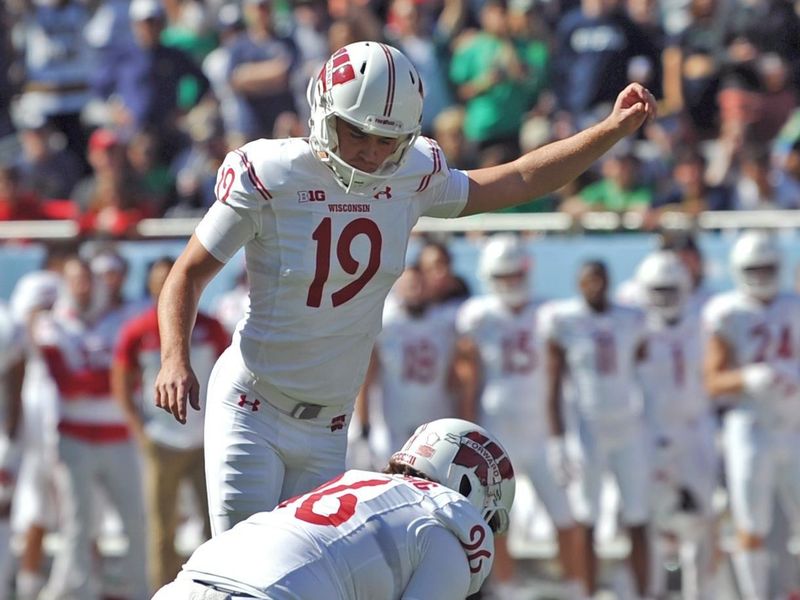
[151,418,515,600]
[153,41,656,535]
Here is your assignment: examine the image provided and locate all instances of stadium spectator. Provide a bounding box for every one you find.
[112,257,228,591]
[561,151,653,216]
[170,116,229,215]
[12,0,94,170]
[225,0,298,145]
[650,147,733,215]
[431,106,478,170]
[34,256,147,600]
[0,164,47,221]
[732,144,798,210]
[661,0,725,137]
[202,3,248,144]
[15,119,83,201]
[449,0,530,152]
[126,128,175,213]
[552,0,660,125]
[152,41,656,537]
[386,0,454,134]
[92,0,211,160]
[287,0,331,126]
[151,418,515,600]
[70,128,128,212]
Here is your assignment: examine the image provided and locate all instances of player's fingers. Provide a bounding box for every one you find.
[189,382,201,412]
[173,382,188,424]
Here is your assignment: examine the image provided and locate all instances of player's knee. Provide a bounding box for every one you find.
[737,530,765,549]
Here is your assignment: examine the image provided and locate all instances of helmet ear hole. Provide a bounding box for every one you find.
[459,474,472,498]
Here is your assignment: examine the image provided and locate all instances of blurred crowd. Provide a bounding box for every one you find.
[1,0,800,237]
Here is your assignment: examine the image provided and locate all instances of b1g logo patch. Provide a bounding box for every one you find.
[298,190,326,203]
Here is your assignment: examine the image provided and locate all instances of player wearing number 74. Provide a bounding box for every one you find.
[153,41,656,535]
[151,418,515,600]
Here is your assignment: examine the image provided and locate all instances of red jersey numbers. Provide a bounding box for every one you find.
[402,339,437,383]
[501,330,536,375]
[750,322,794,363]
[306,217,382,308]
[215,167,235,204]
[592,330,617,375]
[293,477,389,526]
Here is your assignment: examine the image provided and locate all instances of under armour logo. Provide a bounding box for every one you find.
[330,415,346,432]
[238,394,260,412]
[373,186,392,200]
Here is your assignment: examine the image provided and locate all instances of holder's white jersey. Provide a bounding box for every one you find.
[376,309,456,440]
[703,290,800,428]
[540,299,646,422]
[639,314,709,434]
[195,137,469,406]
[180,469,494,599]
[456,296,543,425]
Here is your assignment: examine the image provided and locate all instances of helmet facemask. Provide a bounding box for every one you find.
[738,263,780,301]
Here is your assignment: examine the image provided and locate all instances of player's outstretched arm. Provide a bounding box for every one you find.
[461,83,657,216]
[155,234,225,424]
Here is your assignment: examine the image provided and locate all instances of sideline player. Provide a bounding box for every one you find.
[151,418,515,600]
[356,265,458,465]
[543,260,651,599]
[636,251,719,599]
[455,234,588,600]
[153,41,657,533]
[0,301,25,595]
[704,231,800,600]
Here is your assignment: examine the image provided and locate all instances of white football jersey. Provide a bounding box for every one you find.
[180,469,494,598]
[195,137,469,406]
[639,314,709,433]
[456,296,544,428]
[540,299,646,421]
[375,308,457,442]
[703,290,800,427]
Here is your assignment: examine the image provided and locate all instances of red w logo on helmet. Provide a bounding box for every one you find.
[452,431,514,487]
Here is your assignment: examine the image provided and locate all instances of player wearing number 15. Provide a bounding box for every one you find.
[153,41,656,535]
[151,418,515,600]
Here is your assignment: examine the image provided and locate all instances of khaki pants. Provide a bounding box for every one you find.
[144,439,212,590]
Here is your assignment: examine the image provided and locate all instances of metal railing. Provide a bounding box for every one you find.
[3,210,800,240]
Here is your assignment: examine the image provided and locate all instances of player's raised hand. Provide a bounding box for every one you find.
[607,83,657,137]
[154,360,201,424]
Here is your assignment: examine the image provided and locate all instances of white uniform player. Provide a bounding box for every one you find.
[704,232,800,600]
[0,301,25,597]
[364,267,457,461]
[543,260,650,598]
[168,44,468,534]
[456,235,582,599]
[636,252,719,600]
[153,40,658,535]
[8,271,61,600]
[33,258,147,600]
[152,418,515,600]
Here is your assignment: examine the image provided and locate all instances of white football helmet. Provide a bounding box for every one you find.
[391,418,516,534]
[478,234,531,307]
[730,231,782,301]
[636,251,691,321]
[307,42,424,195]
